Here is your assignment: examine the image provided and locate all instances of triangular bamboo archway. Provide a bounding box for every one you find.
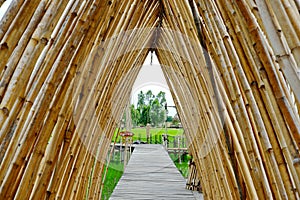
[0,0,300,199]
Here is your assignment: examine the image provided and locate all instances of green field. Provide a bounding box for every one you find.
[169,153,192,178]
[113,127,185,145]
[101,156,124,200]
[129,127,184,136]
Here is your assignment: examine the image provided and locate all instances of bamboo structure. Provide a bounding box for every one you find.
[0,0,299,199]
[186,158,202,192]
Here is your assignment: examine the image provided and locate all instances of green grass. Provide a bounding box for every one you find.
[130,127,184,137]
[169,153,191,178]
[101,157,124,199]
[113,128,184,143]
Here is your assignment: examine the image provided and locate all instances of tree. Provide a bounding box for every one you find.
[140,105,151,126]
[137,91,145,108]
[172,113,180,125]
[156,91,166,106]
[132,90,169,127]
[131,104,140,127]
[166,116,173,122]
[150,99,161,126]
[145,90,154,105]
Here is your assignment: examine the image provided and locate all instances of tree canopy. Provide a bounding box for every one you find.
[131,90,167,127]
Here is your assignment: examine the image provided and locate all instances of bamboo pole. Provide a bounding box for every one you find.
[256,0,300,110]
[0,0,42,73]
[0,0,24,41]
[159,27,230,199]
[159,48,241,198]
[0,0,5,8]
[0,0,46,100]
[0,0,78,168]
[157,22,239,197]
[30,84,73,199]
[214,0,299,198]
[0,0,299,199]
[193,1,269,198]
[0,1,96,198]
[234,0,300,148]
[14,60,77,199]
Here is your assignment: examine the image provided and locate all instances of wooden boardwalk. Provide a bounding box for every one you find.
[110,144,201,200]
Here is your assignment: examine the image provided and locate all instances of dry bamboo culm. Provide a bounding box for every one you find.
[0,0,299,199]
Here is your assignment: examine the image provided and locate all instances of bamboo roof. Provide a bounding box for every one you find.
[0,0,300,199]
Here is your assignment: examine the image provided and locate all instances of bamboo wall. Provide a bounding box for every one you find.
[0,0,299,199]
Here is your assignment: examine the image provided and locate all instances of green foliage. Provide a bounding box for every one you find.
[172,114,180,125]
[156,91,166,105]
[169,153,191,178]
[140,105,151,126]
[133,90,167,127]
[145,90,154,104]
[137,91,145,108]
[130,104,140,127]
[166,115,173,122]
[150,98,165,127]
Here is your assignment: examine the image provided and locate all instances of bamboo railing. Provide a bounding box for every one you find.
[0,0,299,199]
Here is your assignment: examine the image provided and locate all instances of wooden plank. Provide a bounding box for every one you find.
[110,144,202,199]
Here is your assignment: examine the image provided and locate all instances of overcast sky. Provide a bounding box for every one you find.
[131,52,176,116]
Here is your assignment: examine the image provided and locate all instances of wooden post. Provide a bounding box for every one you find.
[146,123,150,143]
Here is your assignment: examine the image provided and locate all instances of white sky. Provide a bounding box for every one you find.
[131,52,177,116]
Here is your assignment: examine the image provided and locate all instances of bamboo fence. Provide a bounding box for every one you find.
[0,0,299,199]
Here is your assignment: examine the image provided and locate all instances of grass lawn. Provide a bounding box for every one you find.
[169,153,192,178]
[101,159,124,199]
[130,127,184,136]
[113,127,184,143]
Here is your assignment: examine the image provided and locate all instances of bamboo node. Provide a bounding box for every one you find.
[71,12,77,18]
[46,160,53,165]
[250,81,258,87]
[41,37,48,45]
[275,53,290,61]
[291,45,300,54]
[0,42,8,50]
[0,107,9,116]
[251,5,258,12]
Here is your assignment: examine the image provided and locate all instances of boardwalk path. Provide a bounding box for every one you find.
[110,144,201,200]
